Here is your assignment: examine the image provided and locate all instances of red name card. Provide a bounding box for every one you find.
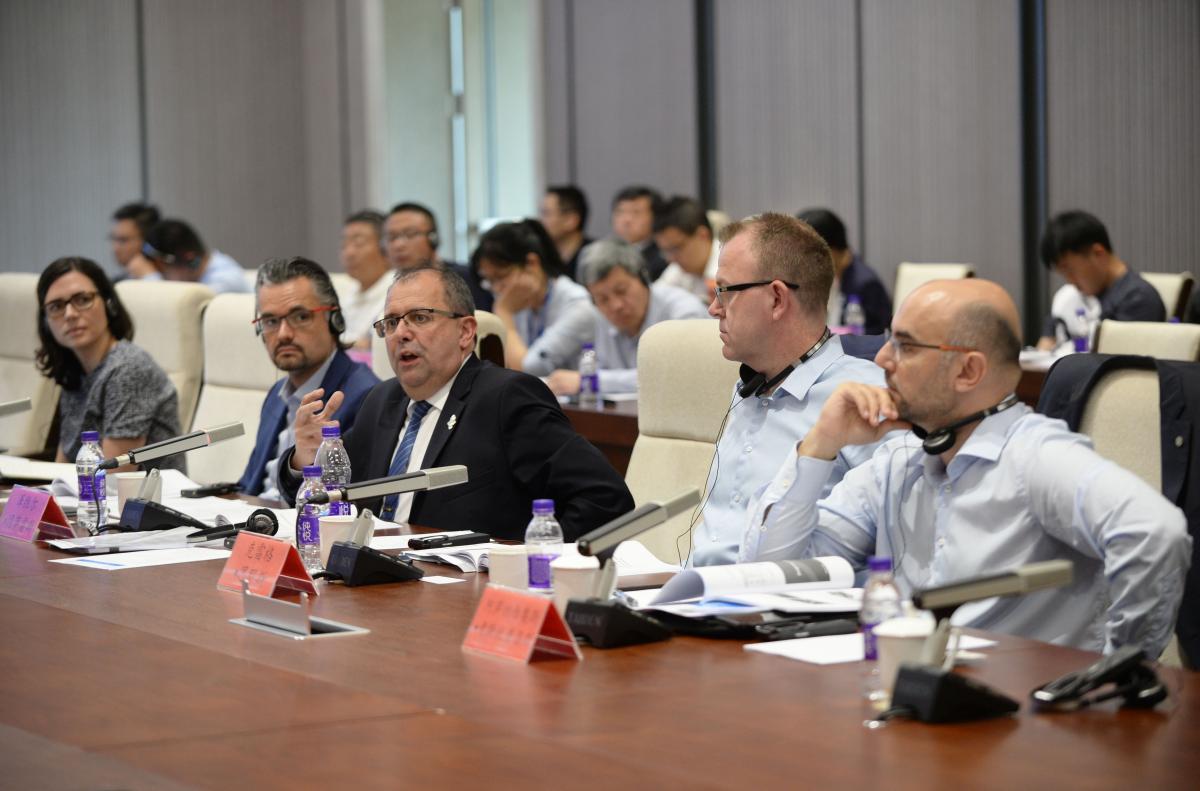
[217,532,317,598]
[462,585,582,663]
[0,486,74,542]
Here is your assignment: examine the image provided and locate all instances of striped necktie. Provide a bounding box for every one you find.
[379,400,431,521]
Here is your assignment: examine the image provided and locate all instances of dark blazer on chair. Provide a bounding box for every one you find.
[238,349,380,496]
[279,354,635,541]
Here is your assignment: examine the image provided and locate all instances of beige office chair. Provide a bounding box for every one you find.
[893,263,975,308]
[1141,272,1195,320]
[1094,320,1200,361]
[371,309,507,378]
[624,319,740,563]
[188,294,282,483]
[116,280,214,431]
[0,273,59,455]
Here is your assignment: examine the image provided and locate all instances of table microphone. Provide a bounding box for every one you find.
[0,397,32,417]
[309,465,469,504]
[98,422,244,470]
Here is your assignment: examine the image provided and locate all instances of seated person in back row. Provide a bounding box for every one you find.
[141,219,250,295]
[743,278,1190,656]
[278,264,634,540]
[337,209,394,350]
[1035,210,1164,350]
[796,208,892,335]
[653,196,720,306]
[545,239,709,396]
[36,257,181,471]
[239,257,379,498]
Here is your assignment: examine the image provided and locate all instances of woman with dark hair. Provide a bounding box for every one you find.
[469,219,593,374]
[36,257,182,471]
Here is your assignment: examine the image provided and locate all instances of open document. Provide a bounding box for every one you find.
[644,557,861,616]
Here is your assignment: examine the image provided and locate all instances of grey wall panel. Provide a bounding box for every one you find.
[0,0,141,274]
[541,0,572,186]
[300,0,348,272]
[714,0,859,238]
[862,0,1023,321]
[568,0,698,239]
[142,0,309,272]
[1046,0,1200,281]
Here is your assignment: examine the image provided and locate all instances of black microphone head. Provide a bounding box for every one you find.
[246,508,279,536]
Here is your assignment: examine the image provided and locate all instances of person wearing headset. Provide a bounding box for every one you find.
[741,278,1189,656]
[141,218,250,294]
[338,209,393,350]
[691,213,888,567]
[545,239,709,396]
[238,257,379,498]
[383,201,493,312]
[36,257,181,472]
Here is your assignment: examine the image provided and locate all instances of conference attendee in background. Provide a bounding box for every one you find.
[691,213,887,567]
[796,207,892,335]
[471,219,594,375]
[278,264,634,539]
[384,201,492,311]
[337,209,392,350]
[611,185,668,281]
[743,278,1189,657]
[238,257,378,499]
[1035,210,1165,350]
[1186,288,1200,325]
[653,196,720,305]
[545,239,708,396]
[141,219,249,294]
[35,257,181,472]
[1041,283,1101,351]
[109,202,160,280]
[540,185,593,281]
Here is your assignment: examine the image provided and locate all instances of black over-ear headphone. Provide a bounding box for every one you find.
[105,298,117,320]
[426,229,440,250]
[911,393,1019,455]
[738,327,833,399]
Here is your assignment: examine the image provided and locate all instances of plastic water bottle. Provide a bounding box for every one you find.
[75,430,107,535]
[844,295,866,336]
[1072,307,1090,353]
[525,499,563,592]
[316,426,352,516]
[860,556,903,702]
[295,465,324,572]
[578,343,600,409]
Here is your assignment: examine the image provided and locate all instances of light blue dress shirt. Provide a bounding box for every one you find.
[520,276,594,375]
[742,404,1191,656]
[691,334,886,567]
[594,282,711,394]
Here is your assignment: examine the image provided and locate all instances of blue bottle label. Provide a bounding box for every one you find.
[78,470,106,503]
[862,624,879,661]
[527,554,554,589]
[297,508,321,546]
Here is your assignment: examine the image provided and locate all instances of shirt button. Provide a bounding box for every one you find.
[759,399,769,408]
[936,537,946,549]
[732,493,742,504]
[1176,436,1184,448]
[744,445,753,454]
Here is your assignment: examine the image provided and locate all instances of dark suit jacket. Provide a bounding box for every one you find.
[839,256,892,335]
[279,355,634,541]
[238,350,380,495]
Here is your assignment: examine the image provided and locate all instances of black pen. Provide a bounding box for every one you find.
[407,532,492,550]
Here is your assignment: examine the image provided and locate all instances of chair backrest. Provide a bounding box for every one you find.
[328,272,356,305]
[1078,368,1163,498]
[188,293,282,484]
[116,280,214,431]
[0,273,59,455]
[624,319,740,562]
[1141,271,1195,320]
[1094,319,1200,361]
[370,309,507,378]
[893,263,975,308]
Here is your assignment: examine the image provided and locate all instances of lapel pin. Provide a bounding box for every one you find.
[447,414,457,431]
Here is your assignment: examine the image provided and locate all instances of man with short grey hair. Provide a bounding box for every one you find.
[546,239,709,396]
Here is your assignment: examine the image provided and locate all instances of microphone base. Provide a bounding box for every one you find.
[889,663,1020,723]
[564,599,672,649]
[326,542,424,586]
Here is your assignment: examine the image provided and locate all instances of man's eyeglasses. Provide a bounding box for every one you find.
[385,229,432,244]
[252,306,335,336]
[713,280,799,308]
[883,330,976,359]
[373,307,465,337]
[44,291,99,318]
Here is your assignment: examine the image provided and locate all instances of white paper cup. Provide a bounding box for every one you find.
[113,472,147,515]
[487,544,528,590]
[550,554,601,616]
[318,515,357,567]
[874,616,936,698]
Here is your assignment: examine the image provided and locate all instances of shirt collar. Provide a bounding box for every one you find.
[279,350,337,406]
[408,353,470,416]
[772,332,844,400]
[915,400,1029,479]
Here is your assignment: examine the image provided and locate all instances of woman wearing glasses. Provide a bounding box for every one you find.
[35,257,181,470]
[469,219,594,375]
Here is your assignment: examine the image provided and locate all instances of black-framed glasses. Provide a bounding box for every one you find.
[883,329,976,359]
[251,306,335,336]
[44,291,99,318]
[713,280,799,308]
[373,307,466,338]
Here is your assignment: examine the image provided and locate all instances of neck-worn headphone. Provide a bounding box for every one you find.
[737,327,833,399]
[911,393,1019,455]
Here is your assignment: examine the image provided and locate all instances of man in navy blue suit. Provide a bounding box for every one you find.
[238,257,379,497]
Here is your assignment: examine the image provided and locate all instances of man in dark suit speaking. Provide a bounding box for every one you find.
[278,263,634,541]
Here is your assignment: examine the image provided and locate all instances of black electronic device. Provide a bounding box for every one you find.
[118,498,209,532]
[322,542,424,586]
[1031,646,1167,712]
[408,532,491,550]
[887,663,1021,723]
[190,509,278,543]
[737,327,832,399]
[911,394,1019,455]
[564,599,672,648]
[181,482,242,498]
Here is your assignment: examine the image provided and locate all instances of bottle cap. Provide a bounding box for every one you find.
[81,430,100,443]
[582,342,595,351]
[847,294,862,304]
[867,556,892,572]
[532,498,555,514]
[321,426,341,438]
[303,465,323,477]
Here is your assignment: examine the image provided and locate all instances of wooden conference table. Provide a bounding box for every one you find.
[1,532,1197,790]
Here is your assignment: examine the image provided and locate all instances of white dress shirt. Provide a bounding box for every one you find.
[657,238,720,306]
[339,272,392,345]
